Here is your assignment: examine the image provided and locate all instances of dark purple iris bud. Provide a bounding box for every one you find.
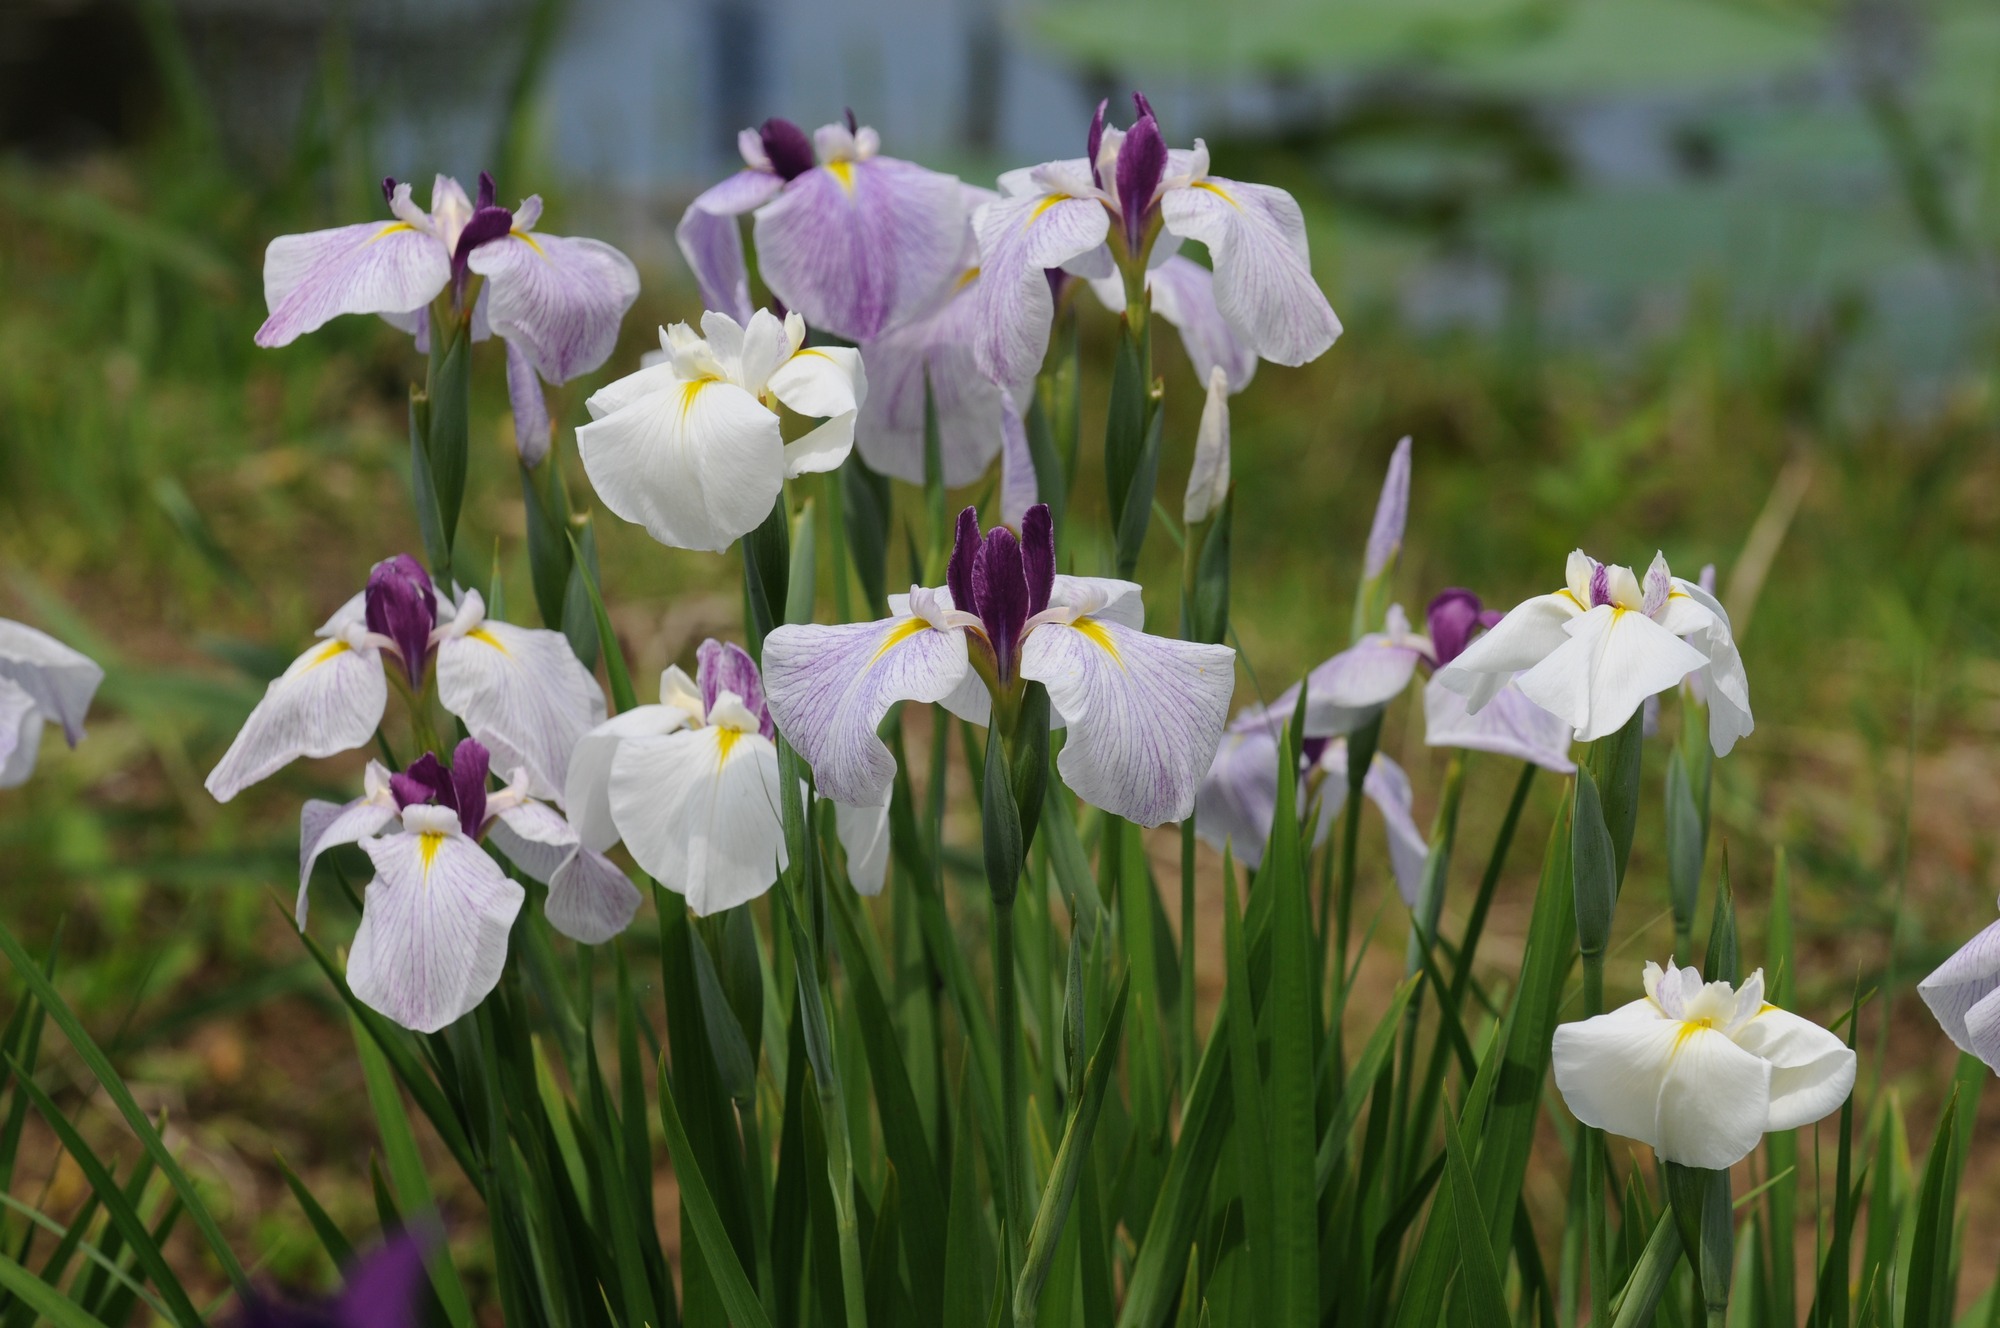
[451,203,516,279]
[476,170,496,210]
[843,106,858,134]
[365,554,438,686]
[236,1232,430,1328]
[1132,90,1156,121]
[760,117,816,181]
[447,737,490,835]
[1300,735,1330,769]
[380,176,398,206]
[1086,98,1109,187]
[390,752,451,812]
[697,638,774,739]
[1114,112,1167,252]
[948,503,1057,686]
[1426,588,1499,668]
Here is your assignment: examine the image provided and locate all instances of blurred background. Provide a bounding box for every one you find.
[3,0,1998,1301]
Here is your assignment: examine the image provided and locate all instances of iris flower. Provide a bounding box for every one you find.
[564,640,888,912]
[0,620,104,789]
[1435,550,1752,753]
[205,555,605,806]
[577,310,866,552]
[973,94,1341,391]
[236,1232,429,1328]
[1553,960,1855,1169]
[676,115,966,344]
[763,504,1235,829]
[1419,590,1576,772]
[1918,905,2000,1073]
[254,172,639,458]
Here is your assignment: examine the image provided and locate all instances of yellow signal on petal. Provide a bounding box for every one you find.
[302,640,352,671]
[1072,617,1123,667]
[1028,193,1072,223]
[367,221,419,244]
[870,617,929,664]
[1191,180,1241,210]
[715,727,741,768]
[419,831,446,874]
[469,628,511,655]
[827,160,856,194]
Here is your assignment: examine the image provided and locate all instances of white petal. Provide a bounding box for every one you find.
[1422,675,1576,773]
[1730,1008,1856,1131]
[610,727,785,916]
[583,357,684,421]
[205,638,388,802]
[782,411,858,478]
[1552,1002,1678,1150]
[1919,919,2000,1068]
[0,620,105,746]
[576,374,785,552]
[1675,578,1753,757]
[348,830,524,1033]
[833,795,892,897]
[1021,618,1235,828]
[297,789,399,928]
[1361,752,1430,908]
[1516,607,1710,742]
[436,614,607,805]
[564,705,693,853]
[1433,591,1582,713]
[1046,576,1146,630]
[545,849,642,944]
[1157,176,1340,366]
[762,617,972,808]
[487,799,579,884]
[0,682,41,788]
[768,345,866,421]
[1652,1025,1774,1169]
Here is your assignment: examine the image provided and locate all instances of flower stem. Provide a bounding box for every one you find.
[993,891,1027,1282]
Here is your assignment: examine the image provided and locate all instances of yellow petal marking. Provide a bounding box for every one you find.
[1191,180,1241,210]
[511,229,549,259]
[827,160,856,194]
[302,640,352,671]
[871,617,930,664]
[419,830,446,875]
[715,727,741,768]
[1072,617,1123,667]
[680,377,716,419]
[469,627,511,655]
[1028,193,1072,223]
[1672,1017,1719,1050]
[954,266,981,292]
[367,221,419,244]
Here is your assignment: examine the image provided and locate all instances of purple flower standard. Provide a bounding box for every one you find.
[0,618,104,789]
[205,556,605,806]
[237,1233,430,1328]
[255,172,640,460]
[973,94,1342,390]
[677,116,966,343]
[763,504,1235,828]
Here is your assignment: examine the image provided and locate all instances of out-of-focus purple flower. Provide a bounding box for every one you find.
[237,1233,430,1328]
[1363,437,1412,581]
[764,504,1235,828]
[973,93,1341,388]
[256,173,640,405]
[0,619,104,790]
[207,563,605,806]
[676,117,965,343]
[1415,589,1574,772]
[1273,604,1432,739]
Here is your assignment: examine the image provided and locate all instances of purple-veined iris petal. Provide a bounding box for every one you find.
[506,338,552,467]
[434,591,607,805]
[1423,676,1575,773]
[1315,743,1430,907]
[1158,174,1340,367]
[999,395,1039,529]
[1363,437,1412,581]
[1921,917,2000,1072]
[971,190,1112,389]
[1147,257,1257,392]
[1193,709,1284,868]
[1514,605,1710,743]
[546,847,642,943]
[1183,367,1232,525]
[0,680,40,789]
[467,226,640,384]
[205,633,389,803]
[753,153,966,343]
[390,752,451,811]
[1020,616,1234,827]
[675,169,786,324]
[947,508,980,610]
[1086,98,1108,187]
[0,619,104,749]
[297,761,399,928]
[760,118,816,179]
[364,554,438,686]
[487,796,578,883]
[348,805,524,1033]
[256,204,450,348]
[609,724,785,915]
[763,615,972,808]
[698,639,772,738]
[855,272,1007,486]
[578,367,786,553]
[1274,613,1425,738]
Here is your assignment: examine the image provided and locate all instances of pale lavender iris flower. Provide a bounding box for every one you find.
[1921,908,2000,1074]
[237,1232,430,1328]
[205,554,605,806]
[676,115,966,344]
[256,172,639,463]
[973,94,1342,390]
[764,504,1235,829]
[1193,704,1427,900]
[1420,590,1576,773]
[0,619,104,789]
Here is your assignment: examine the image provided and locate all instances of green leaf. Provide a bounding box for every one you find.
[944,1073,995,1328]
[0,1254,113,1328]
[1024,385,1067,536]
[982,723,1025,910]
[1902,1089,1961,1328]
[274,1150,355,1268]
[519,452,575,631]
[1609,1209,1685,1328]
[659,1061,776,1328]
[422,307,472,562]
[1182,489,1232,646]
[1221,863,1272,1326]
[1265,728,1318,1327]
[1572,767,1618,971]
[741,493,791,660]
[841,452,892,615]
[561,515,603,672]
[564,525,636,712]
[1441,1111,1509,1323]
[785,498,819,626]
[1703,850,1737,983]
[1584,707,1645,885]
[1114,403,1164,581]
[1665,747,1704,952]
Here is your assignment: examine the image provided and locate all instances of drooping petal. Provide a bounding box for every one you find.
[1154,256,1259,390]
[1157,176,1340,367]
[1021,619,1234,827]
[546,848,642,943]
[1552,1003,1679,1150]
[297,772,399,928]
[435,594,608,805]
[1515,606,1711,743]
[505,338,552,467]
[0,681,39,789]
[1652,1025,1774,1169]
[1193,715,1282,869]
[576,374,786,552]
[256,214,450,348]
[1183,366,1231,525]
[753,156,966,343]
[1433,591,1585,713]
[1423,675,1576,773]
[348,814,524,1033]
[0,619,105,747]
[770,344,866,478]
[972,190,1113,389]
[1919,919,2000,1070]
[1360,752,1430,907]
[467,230,641,384]
[1675,578,1754,757]
[997,394,1040,529]
[1044,575,1146,630]
[1292,637,1423,738]
[205,636,389,802]
[763,616,972,807]
[833,795,893,896]
[675,169,785,323]
[487,798,579,884]
[1729,1008,1857,1131]
[855,277,1008,486]
[564,705,695,852]
[609,727,786,916]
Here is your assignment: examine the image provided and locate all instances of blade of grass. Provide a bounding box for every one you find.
[659,1059,775,1328]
